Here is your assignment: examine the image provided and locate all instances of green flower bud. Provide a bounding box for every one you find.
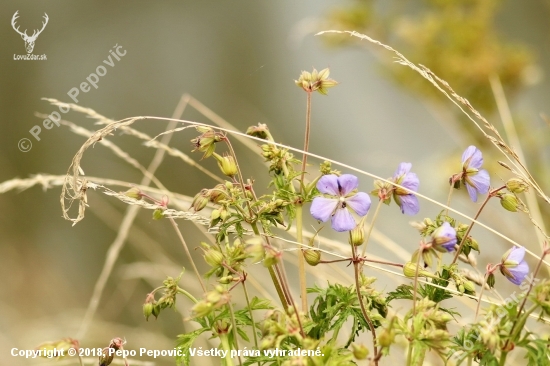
[349,225,365,246]
[351,343,369,360]
[152,208,164,220]
[499,193,524,212]
[122,187,142,200]
[403,262,435,278]
[303,249,321,266]
[246,123,271,140]
[190,190,209,212]
[377,328,395,348]
[218,276,234,284]
[151,303,160,319]
[204,249,224,267]
[263,247,279,267]
[212,152,238,177]
[487,273,496,288]
[143,302,154,321]
[463,280,476,293]
[191,300,213,318]
[506,178,529,194]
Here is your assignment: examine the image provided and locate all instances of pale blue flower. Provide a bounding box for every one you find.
[310,174,371,232]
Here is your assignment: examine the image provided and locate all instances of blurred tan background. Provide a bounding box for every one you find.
[1,1,550,365]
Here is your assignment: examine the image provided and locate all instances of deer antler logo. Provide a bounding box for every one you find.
[11,11,49,54]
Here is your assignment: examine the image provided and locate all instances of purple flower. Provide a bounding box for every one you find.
[431,222,457,252]
[392,163,420,215]
[310,174,371,232]
[500,246,529,285]
[462,146,490,202]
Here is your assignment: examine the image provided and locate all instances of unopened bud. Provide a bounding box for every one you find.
[349,225,365,246]
[143,302,154,321]
[403,262,435,278]
[213,153,238,177]
[499,193,523,212]
[190,190,209,212]
[204,249,224,267]
[122,187,142,200]
[351,343,369,360]
[152,208,164,220]
[463,280,476,293]
[506,178,529,194]
[377,328,395,348]
[246,123,271,140]
[303,249,321,266]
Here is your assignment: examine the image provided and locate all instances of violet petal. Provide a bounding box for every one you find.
[346,192,371,217]
[310,197,338,222]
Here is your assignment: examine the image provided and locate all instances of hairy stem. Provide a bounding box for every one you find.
[451,186,505,265]
[361,199,383,258]
[299,91,312,186]
[351,243,379,365]
[241,281,260,353]
[295,205,308,312]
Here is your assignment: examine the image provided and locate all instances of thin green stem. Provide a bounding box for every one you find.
[176,288,199,304]
[299,91,312,188]
[169,217,206,292]
[228,301,243,366]
[225,138,254,217]
[361,199,383,258]
[445,184,454,217]
[451,186,505,265]
[250,224,288,307]
[241,281,260,354]
[351,243,379,365]
[295,204,308,312]
[412,245,423,318]
[474,271,490,321]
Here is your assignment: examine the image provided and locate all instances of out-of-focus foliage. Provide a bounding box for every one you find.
[322,0,534,114]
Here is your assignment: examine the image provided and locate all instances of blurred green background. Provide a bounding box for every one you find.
[1,1,549,365]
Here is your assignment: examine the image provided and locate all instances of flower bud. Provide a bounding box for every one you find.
[403,262,435,278]
[151,303,161,318]
[190,190,209,212]
[463,280,476,293]
[351,343,369,360]
[246,123,271,140]
[213,153,238,177]
[506,178,529,194]
[218,276,234,284]
[204,249,224,267]
[303,249,321,266]
[377,328,395,348]
[349,225,365,246]
[152,208,164,220]
[99,348,114,366]
[431,222,457,252]
[191,300,213,318]
[122,187,142,200]
[499,193,522,212]
[143,302,154,321]
[487,273,496,288]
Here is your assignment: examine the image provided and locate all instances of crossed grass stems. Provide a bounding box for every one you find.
[4,32,550,364]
